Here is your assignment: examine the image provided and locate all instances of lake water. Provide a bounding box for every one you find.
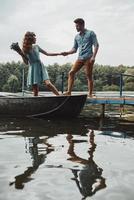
[0,116,134,200]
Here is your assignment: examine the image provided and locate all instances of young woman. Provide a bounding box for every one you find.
[21,31,61,96]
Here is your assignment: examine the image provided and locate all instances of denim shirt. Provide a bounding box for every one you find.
[73,29,99,60]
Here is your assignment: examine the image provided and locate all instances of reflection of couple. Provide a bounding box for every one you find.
[66,130,106,199]
[9,136,54,189]
[9,129,106,198]
[12,18,99,97]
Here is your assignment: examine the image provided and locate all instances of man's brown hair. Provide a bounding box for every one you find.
[74,18,85,25]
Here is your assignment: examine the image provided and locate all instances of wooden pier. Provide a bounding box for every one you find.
[86,96,134,105]
[86,95,134,117]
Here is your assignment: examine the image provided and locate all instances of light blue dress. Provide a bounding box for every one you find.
[26,45,49,86]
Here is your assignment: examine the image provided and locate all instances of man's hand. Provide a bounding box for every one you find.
[90,56,95,63]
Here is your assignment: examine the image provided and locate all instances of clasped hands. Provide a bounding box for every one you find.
[58,52,69,56]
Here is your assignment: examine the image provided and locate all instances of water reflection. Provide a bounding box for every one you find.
[66,130,106,199]
[0,117,88,136]
[9,129,106,198]
[9,136,54,189]
[0,117,134,200]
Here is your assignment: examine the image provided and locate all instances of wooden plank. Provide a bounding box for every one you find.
[86,97,134,105]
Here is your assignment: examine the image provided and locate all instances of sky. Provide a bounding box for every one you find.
[0,0,134,66]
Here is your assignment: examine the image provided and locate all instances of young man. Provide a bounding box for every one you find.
[61,18,99,97]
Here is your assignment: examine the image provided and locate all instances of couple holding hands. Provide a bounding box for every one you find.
[13,18,99,97]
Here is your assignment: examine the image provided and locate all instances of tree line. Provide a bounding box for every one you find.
[0,61,134,93]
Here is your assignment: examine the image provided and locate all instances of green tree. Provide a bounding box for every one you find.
[124,82,134,91]
[0,61,133,93]
[0,64,10,90]
[103,84,119,91]
[124,68,134,83]
[3,74,19,92]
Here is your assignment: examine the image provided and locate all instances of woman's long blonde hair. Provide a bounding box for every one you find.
[22,31,36,53]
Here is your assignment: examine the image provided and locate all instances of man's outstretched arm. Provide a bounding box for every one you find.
[61,47,77,56]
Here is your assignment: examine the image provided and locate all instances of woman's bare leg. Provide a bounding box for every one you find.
[32,84,39,96]
[44,80,60,95]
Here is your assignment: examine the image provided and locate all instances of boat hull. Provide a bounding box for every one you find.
[0,94,87,118]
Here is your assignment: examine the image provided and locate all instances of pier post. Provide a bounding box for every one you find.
[22,67,25,96]
[119,74,123,97]
[61,72,64,94]
[101,104,105,118]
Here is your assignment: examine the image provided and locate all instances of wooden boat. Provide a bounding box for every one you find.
[0,93,87,118]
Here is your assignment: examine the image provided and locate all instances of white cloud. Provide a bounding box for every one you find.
[0,0,134,66]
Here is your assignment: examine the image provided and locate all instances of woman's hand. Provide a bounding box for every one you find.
[10,42,28,64]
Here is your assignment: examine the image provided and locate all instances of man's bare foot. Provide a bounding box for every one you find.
[63,91,71,96]
[88,94,96,98]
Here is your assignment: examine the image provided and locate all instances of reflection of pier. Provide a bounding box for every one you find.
[66,130,106,199]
